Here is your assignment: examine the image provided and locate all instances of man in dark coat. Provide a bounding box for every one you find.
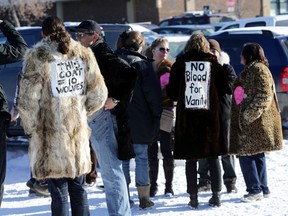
[0,19,28,206]
[71,20,137,216]
[167,33,229,208]
[197,39,238,194]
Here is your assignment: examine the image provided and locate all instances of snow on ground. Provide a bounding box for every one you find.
[1,140,288,216]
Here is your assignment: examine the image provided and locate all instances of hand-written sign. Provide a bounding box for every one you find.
[50,58,85,97]
[185,61,211,109]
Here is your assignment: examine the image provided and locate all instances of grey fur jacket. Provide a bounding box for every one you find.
[18,37,108,179]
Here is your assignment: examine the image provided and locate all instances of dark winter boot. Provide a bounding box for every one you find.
[149,159,159,197]
[137,185,155,210]
[163,158,174,196]
[224,178,237,193]
[188,194,199,209]
[197,178,211,192]
[209,192,221,207]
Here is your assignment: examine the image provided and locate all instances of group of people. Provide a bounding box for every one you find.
[0,15,283,216]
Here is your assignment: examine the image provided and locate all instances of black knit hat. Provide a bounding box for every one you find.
[70,20,102,35]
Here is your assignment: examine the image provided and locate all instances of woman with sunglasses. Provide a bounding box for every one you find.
[145,38,175,198]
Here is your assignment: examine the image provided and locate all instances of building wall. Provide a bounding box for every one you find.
[60,0,129,23]
[53,0,186,24]
[157,0,186,21]
[28,0,273,26]
[194,0,262,18]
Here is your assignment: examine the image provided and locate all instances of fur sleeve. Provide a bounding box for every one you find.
[18,49,43,134]
[243,64,273,123]
[84,47,108,116]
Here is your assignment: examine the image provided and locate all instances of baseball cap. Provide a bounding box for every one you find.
[208,39,221,53]
[70,20,103,35]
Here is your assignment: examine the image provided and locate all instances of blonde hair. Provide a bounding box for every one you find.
[145,38,169,59]
[184,33,210,53]
[116,30,145,51]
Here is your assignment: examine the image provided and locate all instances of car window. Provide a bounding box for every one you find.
[186,17,210,25]
[245,21,266,27]
[171,19,183,25]
[168,41,187,60]
[158,20,169,27]
[222,24,240,30]
[276,20,288,26]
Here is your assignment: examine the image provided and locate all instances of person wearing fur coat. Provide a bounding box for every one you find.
[229,42,283,203]
[197,39,238,194]
[17,16,108,216]
[167,33,230,208]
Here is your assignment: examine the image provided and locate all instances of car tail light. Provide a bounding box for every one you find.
[280,67,288,92]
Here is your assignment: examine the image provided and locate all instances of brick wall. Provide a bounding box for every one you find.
[194,0,261,18]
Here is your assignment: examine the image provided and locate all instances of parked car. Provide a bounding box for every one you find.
[0,23,159,142]
[99,23,158,50]
[151,25,215,36]
[218,15,288,31]
[208,26,288,122]
[158,12,236,27]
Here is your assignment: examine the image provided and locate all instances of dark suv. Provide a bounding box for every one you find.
[158,13,236,27]
[208,26,288,121]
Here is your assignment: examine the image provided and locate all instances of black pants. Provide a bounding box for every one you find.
[148,130,173,160]
[186,157,222,194]
[0,111,10,206]
[0,131,6,207]
[198,155,237,182]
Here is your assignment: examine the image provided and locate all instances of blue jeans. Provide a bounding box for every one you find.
[122,144,150,186]
[47,175,90,216]
[239,153,269,194]
[89,109,131,216]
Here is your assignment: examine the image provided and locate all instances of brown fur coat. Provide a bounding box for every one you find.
[18,37,108,179]
[230,61,283,155]
[167,50,229,159]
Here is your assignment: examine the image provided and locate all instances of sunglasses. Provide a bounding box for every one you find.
[157,47,170,52]
[76,32,94,38]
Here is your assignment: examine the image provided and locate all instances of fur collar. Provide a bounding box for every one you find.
[217,51,230,65]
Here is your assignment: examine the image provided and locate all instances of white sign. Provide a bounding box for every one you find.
[50,58,85,97]
[185,61,211,109]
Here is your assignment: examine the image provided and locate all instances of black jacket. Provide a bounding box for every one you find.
[91,40,138,160]
[0,21,28,65]
[220,64,236,148]
[115,48,162,144]
[0,20,28,112]
[0,20,26,200]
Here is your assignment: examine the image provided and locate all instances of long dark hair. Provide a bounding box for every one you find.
[241,42,269,67]
[42,16,71,54]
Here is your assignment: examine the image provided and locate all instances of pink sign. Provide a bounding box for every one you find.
[234,86,244,105]
[160,72,170,87]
